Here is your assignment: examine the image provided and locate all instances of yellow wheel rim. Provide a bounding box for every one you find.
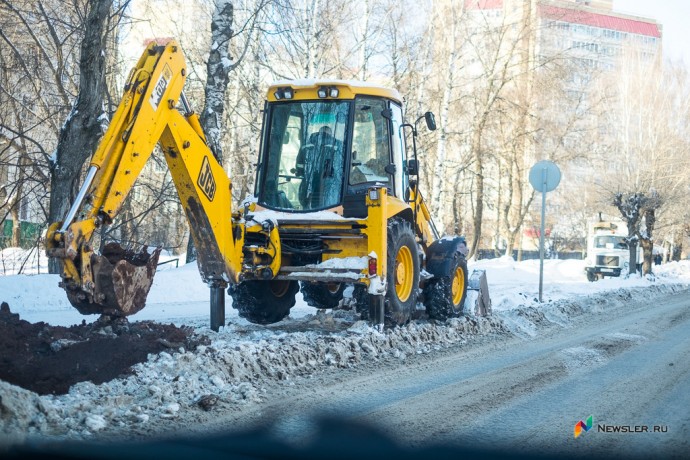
[451,266,465,305]
[326,283,341,294]
[271,281,290,297]
[394,246,414,302]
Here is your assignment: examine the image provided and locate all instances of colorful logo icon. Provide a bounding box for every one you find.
[574,415,593,438]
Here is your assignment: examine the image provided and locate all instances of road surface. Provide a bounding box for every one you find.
[191,289,690,458]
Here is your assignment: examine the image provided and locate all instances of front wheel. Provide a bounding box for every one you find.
[424,254,468,320]
[229,280,299,324]
[385,219,420,327]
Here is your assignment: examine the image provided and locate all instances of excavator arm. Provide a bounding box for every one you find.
[46,40,242,317]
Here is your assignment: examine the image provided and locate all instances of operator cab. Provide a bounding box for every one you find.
[255,81,411,217]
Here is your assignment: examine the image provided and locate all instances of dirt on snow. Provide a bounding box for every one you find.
[0,301,205,396]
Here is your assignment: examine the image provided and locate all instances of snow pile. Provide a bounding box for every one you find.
[0,381,50,443]
[0,311,504,442]
[495,283,687,338]
[470,257,690,311]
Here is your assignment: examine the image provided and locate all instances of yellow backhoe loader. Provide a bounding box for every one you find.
[46,39,469,330]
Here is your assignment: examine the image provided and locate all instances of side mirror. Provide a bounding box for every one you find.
[424,112,437,131]
[407,159,419,175]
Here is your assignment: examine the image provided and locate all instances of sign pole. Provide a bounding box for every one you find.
[529,160,561,304]
[539,168,546,302]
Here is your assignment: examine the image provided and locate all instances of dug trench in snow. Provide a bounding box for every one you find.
[0,302,205,395]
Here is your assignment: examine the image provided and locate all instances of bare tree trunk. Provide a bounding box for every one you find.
[501,158,514,257]
[10,201,20,247]
[187,0,235,264]
[640,237,652,274]
[628,239,638,274]
[4,145,26,249]
[48,0,112,273]
[469,127,485,259]
[671,228,683,261]
[305,0,321,78]
[430,3,458,227]
[200,0,234,165]
[357,0,371,80]
[640,208,655,275]
[613,192,643,276]
[470,173,485,258]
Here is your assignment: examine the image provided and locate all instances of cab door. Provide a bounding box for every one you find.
[389,102,408,201]
[343,97,397,217]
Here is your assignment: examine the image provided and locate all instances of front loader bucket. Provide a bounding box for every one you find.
[66,243,162,317]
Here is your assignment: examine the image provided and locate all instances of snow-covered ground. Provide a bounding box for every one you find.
[1,248,690,444]
[2,246,690,327]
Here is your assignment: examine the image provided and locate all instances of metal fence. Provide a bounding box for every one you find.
[476,249,584,261]
[0,220,43,249]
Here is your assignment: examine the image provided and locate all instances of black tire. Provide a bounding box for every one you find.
[424,254,468,320]
[300,282,345,309]
[229,280,299,324]
[385,219,420,327]
[586,271,597,282]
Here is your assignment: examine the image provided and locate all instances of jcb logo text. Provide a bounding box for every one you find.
[198,156,216,201]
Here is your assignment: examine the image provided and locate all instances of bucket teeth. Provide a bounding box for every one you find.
[65,244,162,316]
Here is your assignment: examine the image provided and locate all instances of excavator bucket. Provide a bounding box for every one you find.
[66,243,162,317]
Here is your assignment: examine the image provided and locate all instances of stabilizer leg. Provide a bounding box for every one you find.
[210,282,226,331]
[370,295,385,331]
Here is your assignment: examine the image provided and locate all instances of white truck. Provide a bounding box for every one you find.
[584,220,640,281]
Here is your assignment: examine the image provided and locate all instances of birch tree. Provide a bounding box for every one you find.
[187,0,270,263]
[429,1,462,228]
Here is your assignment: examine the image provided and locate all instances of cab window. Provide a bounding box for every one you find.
[259,101,349,211]
[349,98,391,186]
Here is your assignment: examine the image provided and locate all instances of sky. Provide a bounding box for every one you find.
[615,0,690,66]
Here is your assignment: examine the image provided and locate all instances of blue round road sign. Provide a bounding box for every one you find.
[529,160,561,193]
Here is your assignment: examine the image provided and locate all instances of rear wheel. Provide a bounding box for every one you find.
[229,280,299,324]
[300,282,345,309]
[424,254,468,320]
[385,219,420,327]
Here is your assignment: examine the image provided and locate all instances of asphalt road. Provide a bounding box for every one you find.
[203,289,690,458]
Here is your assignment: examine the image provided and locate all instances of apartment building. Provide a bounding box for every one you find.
[460,0,661,254]
[465,0,661,75]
